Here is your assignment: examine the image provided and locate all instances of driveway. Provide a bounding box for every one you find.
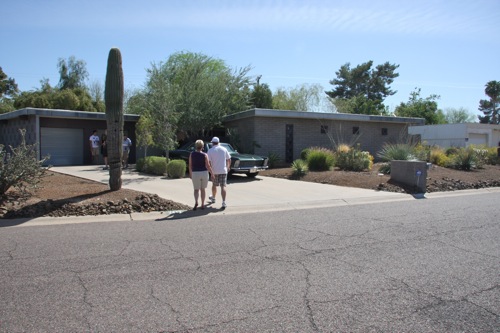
[52,165,414,214]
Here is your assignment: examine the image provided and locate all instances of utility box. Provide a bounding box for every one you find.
[391,160,427,193]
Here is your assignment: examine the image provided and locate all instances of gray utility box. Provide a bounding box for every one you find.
[390,160,427,193]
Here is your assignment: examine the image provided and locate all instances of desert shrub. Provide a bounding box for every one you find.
[166,159,186,178]
[376,143,417,174]
[335,144,350,154]
[306,147,335,171]
[469,145,500,167]
[291,159,308,178]
[267,152,281,168]
[414,143,431,162]
[335,144,374,171]
[429,147,449,167]
[300,148,311,160]
[445,147,459,156]
[378,163,391,174]
[447,147,477,171]
[485,147,499,165]
[136,156,168,175]
[377,143,416,162]
[0,129,50,199]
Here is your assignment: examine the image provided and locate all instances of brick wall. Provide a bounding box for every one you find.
[225,115,413,163]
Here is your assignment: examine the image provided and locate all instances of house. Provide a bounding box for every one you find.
[0,108,139,166]
[223,108,425,163]
[408,123,500,148]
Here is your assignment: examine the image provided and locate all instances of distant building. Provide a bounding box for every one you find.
[408,123,500,148]
[223,108,425,163]
[0,108,139,166]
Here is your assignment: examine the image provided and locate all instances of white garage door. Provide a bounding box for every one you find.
[468,133,487,146]
[41,127,83,166]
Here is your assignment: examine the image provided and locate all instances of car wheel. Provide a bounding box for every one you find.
[247,172,259,178]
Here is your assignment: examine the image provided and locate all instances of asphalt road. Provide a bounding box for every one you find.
[1,191,499,332]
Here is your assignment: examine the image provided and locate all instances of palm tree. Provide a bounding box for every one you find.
[479,80,500,124]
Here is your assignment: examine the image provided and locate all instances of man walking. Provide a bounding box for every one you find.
[207,137,231,209]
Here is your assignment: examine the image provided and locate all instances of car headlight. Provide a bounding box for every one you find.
[233,160,240,168]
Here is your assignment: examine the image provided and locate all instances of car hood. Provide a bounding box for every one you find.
[230,152,265,161]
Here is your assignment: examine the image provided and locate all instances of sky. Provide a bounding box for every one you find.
[2,0,500,118]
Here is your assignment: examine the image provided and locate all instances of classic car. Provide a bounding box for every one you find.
[169,141,269,177]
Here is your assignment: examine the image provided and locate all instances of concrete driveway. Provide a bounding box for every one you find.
[52,165,414,215]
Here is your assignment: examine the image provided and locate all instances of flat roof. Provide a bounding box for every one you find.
[0,108,140,121]
[224,108,425,125]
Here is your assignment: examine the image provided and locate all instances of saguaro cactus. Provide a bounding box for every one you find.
[104,48,124,191]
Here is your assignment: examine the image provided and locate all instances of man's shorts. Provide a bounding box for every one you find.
[91,147,100,156]
[212,174,227,187]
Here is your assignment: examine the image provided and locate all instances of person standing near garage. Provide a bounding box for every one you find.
[207,137,231,209]
[89,130,100,164]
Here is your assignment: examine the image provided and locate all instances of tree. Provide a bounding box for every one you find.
[250,78,273,108]
[135,111,154,157]
[104,48,124,191]
[57,56,89,90]
[139,51,252,142]
[326,61,399,114]
[394,88,446,124]
[478,80,500,124]
[0,67,19,113]
[88,79,105,112]
[272,83,323,111]
[444,107,475,123]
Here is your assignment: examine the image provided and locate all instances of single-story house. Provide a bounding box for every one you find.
[408,123,500,148]
[223,108,425,163]
[0,108,139,166]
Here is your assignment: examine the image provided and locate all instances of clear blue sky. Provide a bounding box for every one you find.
[2,0,499,118]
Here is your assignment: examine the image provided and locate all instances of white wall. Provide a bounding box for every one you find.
[409,123,500,148]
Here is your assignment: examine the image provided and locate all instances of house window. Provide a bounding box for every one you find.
[381,128,388,136]
[352,126,360,135]
[321,125,328,134]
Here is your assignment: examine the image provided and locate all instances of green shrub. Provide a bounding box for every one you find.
[291,159,308,178]
[378,163,391,174]
[447,147,477,171]
[136,156,168,175]
[166,159,186,178]
[335,144,373,171]
[267,152,281,168]
[136,157,146,172]
[300,148,311,160]
[306,148,335,171]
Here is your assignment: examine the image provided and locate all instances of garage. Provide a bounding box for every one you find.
[468,133,488,146]
[41,127,84,166]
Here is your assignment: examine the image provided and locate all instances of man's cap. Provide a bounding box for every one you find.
[211,137,220,143]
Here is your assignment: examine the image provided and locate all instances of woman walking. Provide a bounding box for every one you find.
[189,140,214,210]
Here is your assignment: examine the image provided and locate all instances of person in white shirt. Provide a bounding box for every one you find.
[122,135,132,168]
[207,137,231,209]
[89,130,100,164]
